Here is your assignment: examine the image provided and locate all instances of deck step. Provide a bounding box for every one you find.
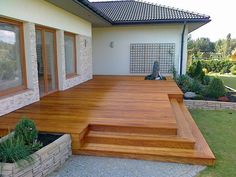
[77,143,215,165]
[89,124,177,135]
[170,99,195,141]
[85,131,195,149]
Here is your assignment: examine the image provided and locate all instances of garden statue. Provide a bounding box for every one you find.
[145,61,165,80]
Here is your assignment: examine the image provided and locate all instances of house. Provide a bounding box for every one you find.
[0,0,216,165]
[0,0,210,116]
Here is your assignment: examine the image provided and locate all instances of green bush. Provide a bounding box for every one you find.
[189,79,204,94]
[190,59,235,73]
[220,66,231,74]
[202,75,211,85]
[176,75,192,93]
[0,118,42,165]
[206,77,226,98]
[176,75,205,94]
[230,65,236,75]
[193,94,204,100]
[14,118,38,145]
[187,60,205,81]
[0,137,32,163]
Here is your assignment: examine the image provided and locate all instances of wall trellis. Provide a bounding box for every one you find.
[130,43,175,74]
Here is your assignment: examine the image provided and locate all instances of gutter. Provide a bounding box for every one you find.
[112,18,211,25]
[180,21,187,75]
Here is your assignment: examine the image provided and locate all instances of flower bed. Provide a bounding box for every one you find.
[0,133,71,177]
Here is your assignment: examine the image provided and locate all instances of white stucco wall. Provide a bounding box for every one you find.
[0,0,91,36]
[92,24,188,75]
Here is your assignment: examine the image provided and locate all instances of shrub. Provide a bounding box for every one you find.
[170,66,177,80]
[0,137,32,163]
[176,75,205,94]
[206,77,226,98]
[189,79,204,94]
[202,75,211,85]
[14,118,42,153]
[176,75,192,93]
[230,65,236,75]
[0,118,42,165]
[193,94,204,100]
[220,66,231,74]
[14,118,38,145]
[187,60,205,81]
[191,59,235,73]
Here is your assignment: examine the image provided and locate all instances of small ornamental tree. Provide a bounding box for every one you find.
[206,77,226,98]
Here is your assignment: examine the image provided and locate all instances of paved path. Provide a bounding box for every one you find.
[49,155,205,177]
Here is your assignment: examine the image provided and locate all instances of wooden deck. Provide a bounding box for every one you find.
[0,76,215,165]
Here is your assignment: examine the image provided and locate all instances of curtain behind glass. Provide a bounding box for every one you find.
[64,34,76,75]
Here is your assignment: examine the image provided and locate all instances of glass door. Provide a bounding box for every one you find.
[36,26,58,97]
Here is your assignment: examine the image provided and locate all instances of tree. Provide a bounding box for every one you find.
[225,33,231,56]
[187,37,215,59]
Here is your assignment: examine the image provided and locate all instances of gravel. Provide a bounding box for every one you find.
[48,155,206,177]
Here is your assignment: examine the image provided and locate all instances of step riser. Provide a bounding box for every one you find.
[75,150,214,166]
[89,125,177,135]
[85,136,195,149]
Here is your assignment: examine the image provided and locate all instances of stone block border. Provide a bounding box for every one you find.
[0,134,72,177]
[184,100,236,110]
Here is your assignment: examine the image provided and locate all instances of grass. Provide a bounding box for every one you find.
[208,73,236,90]
[191,109,236,177]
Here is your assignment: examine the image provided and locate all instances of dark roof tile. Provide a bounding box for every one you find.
[91,0,210,24]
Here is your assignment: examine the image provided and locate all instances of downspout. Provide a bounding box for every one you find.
[180,21,187,75]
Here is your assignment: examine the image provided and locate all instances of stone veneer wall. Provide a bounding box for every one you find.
[0,23,40,116]
[57,30,92,91]
[184,100,236,110]
[0,134,72,177]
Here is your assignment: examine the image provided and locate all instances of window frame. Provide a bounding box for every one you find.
[64,31,77,79]
[35,25,59,97]
[0,17,27,97]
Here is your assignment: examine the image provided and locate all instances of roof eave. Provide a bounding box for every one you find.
[75,0,113,24]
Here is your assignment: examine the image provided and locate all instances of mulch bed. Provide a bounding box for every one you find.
[185,91,236,102]
[38,133,62,147]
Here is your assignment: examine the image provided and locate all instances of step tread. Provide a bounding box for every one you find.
[87,131,195,143]
[79,143,213,159]
[90,121,177,129]
[89,123,177,135]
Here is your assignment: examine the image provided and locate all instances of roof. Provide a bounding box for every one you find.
[90,0,210,25]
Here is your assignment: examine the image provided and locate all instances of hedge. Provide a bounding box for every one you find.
[190,59,236,73]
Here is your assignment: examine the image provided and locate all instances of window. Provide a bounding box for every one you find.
[0,18,26,96]
[64,32,77,78]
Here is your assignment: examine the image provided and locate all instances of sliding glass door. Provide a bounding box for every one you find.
[36,26,58,97]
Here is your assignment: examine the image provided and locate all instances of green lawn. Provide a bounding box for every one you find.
[208,73,236,90]
[191,109,236,177]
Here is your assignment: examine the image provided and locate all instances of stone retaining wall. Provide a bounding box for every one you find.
[184,100,236,110]
[0,134,72,177]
